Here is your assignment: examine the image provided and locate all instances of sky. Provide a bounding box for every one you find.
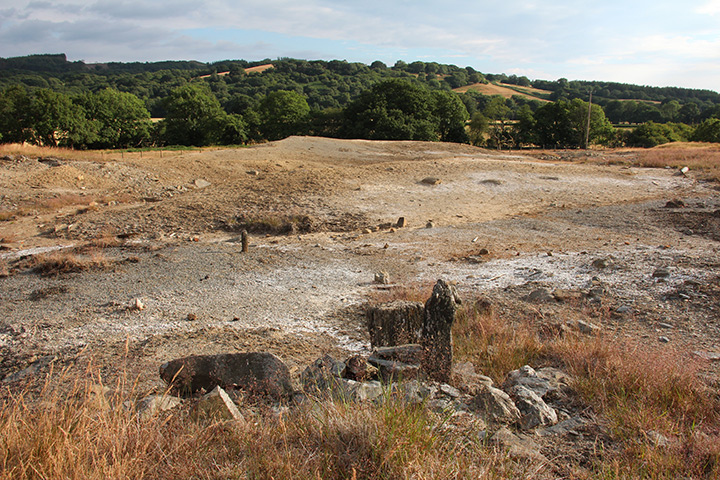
[1,0,719,91]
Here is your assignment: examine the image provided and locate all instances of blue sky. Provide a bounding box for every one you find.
[1,0,719,91]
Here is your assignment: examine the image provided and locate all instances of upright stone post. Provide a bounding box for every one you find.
[422,279,461,383]
[241,230,249,253]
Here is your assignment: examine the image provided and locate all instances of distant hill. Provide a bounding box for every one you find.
[455,82,551,102]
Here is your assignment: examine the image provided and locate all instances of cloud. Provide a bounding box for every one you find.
[1,0,718,90]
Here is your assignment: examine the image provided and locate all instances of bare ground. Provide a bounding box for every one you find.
[1,136,719,391]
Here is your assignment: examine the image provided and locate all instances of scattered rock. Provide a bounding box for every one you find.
[301,354,346,393]
[510,384,558,430]
[576,320,600,335]
[186,313,197,321]
[491,426,548,463]
[159,352,294,399]
[523,288,555,303]
[193,179,211,189]
[452,361,493,395]
[344,379,384,402]
[371,344,424,365]
[3,355,56,383]
[374,271,390,284]
[478,248,490,255]
[537,416,587,437]
[653,267,671,278]
[591,258,611,269]
[658,336,670,343]
[425,220,434,228]
[194,386,245,422]
[246,170,260,176]
[368,357,420,382]
[470,385,522,425]
[137,394,182,421]
[420,177,441,185]
[645,430,671,448]
[694,351,720,361]
[129,298,145,311]
[344,355,370,381]
[503,366,552,398]
[396,217,406,228]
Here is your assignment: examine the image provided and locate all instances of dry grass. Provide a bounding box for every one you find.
[636,144,720,181]
[29,249,115,276]
[3,285,719,478]
[372,286,720,477]
[0,365,540,480]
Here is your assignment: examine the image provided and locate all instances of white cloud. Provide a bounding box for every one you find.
[696,0,720,15]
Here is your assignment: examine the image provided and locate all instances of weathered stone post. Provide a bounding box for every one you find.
[241,230,249,253]
[422,279,461,383]
[366,300,424,348]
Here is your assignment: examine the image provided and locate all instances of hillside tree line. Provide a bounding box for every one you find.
[1,55,719,149]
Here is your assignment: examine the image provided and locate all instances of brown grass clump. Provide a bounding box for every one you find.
[29,249,114,276]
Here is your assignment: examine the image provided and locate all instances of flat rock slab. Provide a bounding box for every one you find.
[160,352,293,399]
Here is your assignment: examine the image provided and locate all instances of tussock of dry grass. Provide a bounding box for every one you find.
[30,249,114,276]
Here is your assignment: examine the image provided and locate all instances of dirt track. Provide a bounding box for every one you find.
[1,137,719,391]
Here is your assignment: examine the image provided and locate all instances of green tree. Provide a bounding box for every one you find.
[162,83,227,146]
[28,89,94,147]
[432,90,469,143]
[341,79,470,142]
[342,79,437,141]
[691,118,720,143]
[0,85,32,144]
[79,88,152,148]
[468,112,489,146]
[256,90,311,141]
[624,121,686,147]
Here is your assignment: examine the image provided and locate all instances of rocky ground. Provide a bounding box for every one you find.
[1,137,719,474]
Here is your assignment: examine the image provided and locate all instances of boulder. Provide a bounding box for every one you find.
[159,352,293,399]
[344,355,370,381]
[301,355,346,393]
[510,385,558,430]
[367,300,424,348]
[422,279,461,383]
[470,385,521,425]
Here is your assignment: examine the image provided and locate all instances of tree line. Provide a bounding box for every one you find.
[1,55,719,149]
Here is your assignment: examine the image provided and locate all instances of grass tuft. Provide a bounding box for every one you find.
[30,249,114,276]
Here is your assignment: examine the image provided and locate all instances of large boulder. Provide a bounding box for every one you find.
[367,300,424,348]
[159,352,293,399]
